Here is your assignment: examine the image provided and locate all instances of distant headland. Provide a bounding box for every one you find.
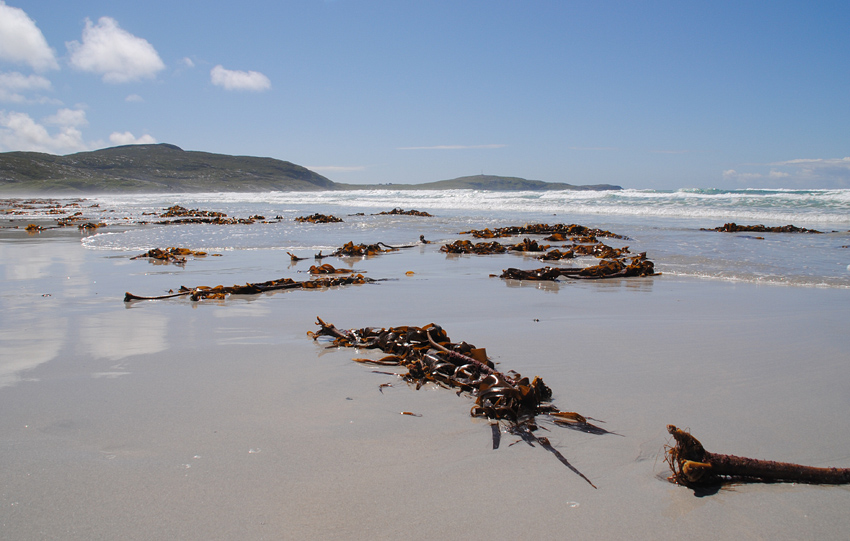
[0,143,622,194]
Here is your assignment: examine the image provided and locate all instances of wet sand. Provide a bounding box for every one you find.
[1,231,849,539]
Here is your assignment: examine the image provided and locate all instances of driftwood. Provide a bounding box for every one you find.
[309,317,609,487]
[124,274,375,302]
[666,425,850,488]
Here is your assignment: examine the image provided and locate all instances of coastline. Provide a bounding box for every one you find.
[1,231,849,539]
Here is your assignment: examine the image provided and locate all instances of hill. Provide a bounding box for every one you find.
[0,144,335,193]
[336,174,621,191]
[0,145,621,193]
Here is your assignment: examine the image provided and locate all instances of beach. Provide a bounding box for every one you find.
[1,204,849,539]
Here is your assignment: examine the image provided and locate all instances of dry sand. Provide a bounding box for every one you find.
[1,231,849,539]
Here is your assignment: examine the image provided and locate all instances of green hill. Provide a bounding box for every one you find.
[0,144,621,193]
[0,144,335,193]
[336,174,621,191]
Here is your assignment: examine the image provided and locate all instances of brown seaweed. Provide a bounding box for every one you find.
[461,223,625,240]
[501,253,657,281]
[666,425,850,489]
[124,274,375,302]
[130,247,210,265]
[374,208,434,217]
[295,213,344,224]
[308,317,607,486]
[308,263,355,274]
[329,241,410,257]
[702,223,823,234]
[440,240,508,255]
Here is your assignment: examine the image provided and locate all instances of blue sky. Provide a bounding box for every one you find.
[0,0,848,189]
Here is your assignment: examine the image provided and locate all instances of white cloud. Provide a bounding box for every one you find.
[181,57,195,68]
[0,2,58,71]
[210,65,271,91]
[722,169,763,181]
[125,93,144,102]
[66,17,165,83]
[0,109,89,153]
[769,157,850,169]
[397,144,506,150]
[0,71,51,102]
[724,157,850,188]
[44,107,87,127]
[109,131,156,145]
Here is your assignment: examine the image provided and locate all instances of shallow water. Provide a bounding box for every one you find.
[5,189,848,287]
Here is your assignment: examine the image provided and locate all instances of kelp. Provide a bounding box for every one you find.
[308,317,608,487]
[330,241,409,257]
[374,208,433,217]
[159,205,226,219]
[666,425,850,489]
[538,248,575,261]
[295,213,343,223]
[508,238,550,252]
[130,247,211,265]
[501,253,657,280]
[124,274,375,302]
[152,205,267,225]
[461,223,625,240]
[702,223,823,234]
[308,263,356,274]
[77,222,106,230]
[440,240,508,254]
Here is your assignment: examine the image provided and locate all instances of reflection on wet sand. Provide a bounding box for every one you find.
[79,310,170,362]
[0,316,68,388]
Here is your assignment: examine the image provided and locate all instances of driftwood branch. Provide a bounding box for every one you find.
[666,425,850,488]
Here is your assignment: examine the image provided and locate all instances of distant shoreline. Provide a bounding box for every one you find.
[0,144,621,194]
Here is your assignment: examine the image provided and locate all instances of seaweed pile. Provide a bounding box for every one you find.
[330,241,411,257]
[124,274,374,302]
[501,253,657,280]
[130,247,213,265]
[461,224,625,240]
[309,317,607,486]
[440,240,508,255]
[308,263,356,274]
[153,205,266,225]
[702,223,823,234]
[295,213,343,223]
[374,208,433,217]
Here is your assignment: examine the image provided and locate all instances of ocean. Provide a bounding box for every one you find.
[8,187,850,288]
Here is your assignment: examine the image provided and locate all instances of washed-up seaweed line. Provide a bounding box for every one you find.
[701,222,823,234]
[460,223,625,239]
[309,317,607,487]
[124,274,375,302]
[665,425,850,489]
[500,253,657,280]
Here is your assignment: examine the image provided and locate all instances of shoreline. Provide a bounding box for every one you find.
[1,233,849,539]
